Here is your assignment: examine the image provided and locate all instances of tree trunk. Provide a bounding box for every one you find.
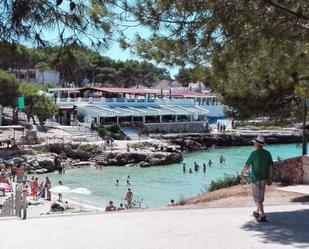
[12,108,19,124]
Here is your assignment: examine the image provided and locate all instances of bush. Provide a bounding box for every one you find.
[96,126,130,140]
[75,112,85,122]
[208,174,241,192]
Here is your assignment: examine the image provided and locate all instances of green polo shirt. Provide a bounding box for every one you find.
[246,148,273,183]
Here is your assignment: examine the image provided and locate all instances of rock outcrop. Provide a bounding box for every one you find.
[92,151,183,167]
[151,130,302,152]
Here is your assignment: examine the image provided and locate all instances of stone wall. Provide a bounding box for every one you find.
[144,122,208,133]
[273,156,309,184]
[303,156,309,184]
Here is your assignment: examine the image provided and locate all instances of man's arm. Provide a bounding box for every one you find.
[240,164,249,178]
[267,165,273,185]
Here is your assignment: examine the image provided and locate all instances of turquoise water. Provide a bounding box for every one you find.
[42,143,307,208]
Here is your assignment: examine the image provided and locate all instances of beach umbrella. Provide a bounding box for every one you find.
[69,187,92,210]
[69,187,92,195]
[50,185,71,193]
[0,183,13,191]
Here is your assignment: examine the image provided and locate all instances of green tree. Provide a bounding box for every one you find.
[33,95,58,126]
[18,82,41,123]
[110,0,309,119]
[176,68,194,87]
[0,70,20,123]
[0,1,113,51]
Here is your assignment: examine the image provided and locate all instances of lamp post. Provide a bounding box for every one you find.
[53,92,58,104]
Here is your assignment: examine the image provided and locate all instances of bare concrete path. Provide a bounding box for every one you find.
[1,204,309,249]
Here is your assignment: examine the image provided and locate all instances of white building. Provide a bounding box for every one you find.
[7,69,60,85]
[49,87,225,132]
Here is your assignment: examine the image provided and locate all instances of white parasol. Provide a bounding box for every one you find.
[50,185,71,193]
[69,187,92,210]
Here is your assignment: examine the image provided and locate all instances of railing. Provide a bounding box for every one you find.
[57,97,195,106]
[0,189,27,219]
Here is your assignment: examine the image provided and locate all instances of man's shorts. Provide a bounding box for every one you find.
[251,180,267,203]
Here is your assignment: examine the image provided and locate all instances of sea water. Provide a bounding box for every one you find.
[42,143,307,208]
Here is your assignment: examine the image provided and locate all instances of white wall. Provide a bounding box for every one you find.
[35,70,60,85]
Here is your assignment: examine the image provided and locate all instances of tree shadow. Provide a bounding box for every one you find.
[291,196,309,203]
[242,209,309,248]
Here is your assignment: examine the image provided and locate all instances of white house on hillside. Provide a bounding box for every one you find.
[7,69,60,85]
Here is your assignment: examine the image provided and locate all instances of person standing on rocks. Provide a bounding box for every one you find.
[240,135,273,222]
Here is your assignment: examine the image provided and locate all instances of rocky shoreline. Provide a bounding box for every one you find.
[0,128,303,174]
[151,129,303,152]
[0,141,183,174]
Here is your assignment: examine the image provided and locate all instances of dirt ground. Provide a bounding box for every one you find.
[180,182,309,208]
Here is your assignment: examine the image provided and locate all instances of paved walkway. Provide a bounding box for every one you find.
[1,204,309,249]
[277,185,309,195]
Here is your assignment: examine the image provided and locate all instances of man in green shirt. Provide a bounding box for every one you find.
[240,135,273,222]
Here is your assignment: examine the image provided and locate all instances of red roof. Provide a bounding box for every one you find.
[169,89,209,98]
[77,86,210,97]
[80,87,161,95]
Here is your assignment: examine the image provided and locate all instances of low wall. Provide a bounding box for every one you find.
[273,156,309,184]
[144,122,208,133]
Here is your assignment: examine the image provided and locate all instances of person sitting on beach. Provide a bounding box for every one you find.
[189,168,193,174]
[117,203,125,211]
[220,155,225,164]
[105,201,116,211]
[125,188,133,208]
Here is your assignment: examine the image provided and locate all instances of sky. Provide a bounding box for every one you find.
[31,3,179,79]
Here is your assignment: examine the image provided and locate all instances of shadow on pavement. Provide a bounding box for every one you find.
[291,196,309,203]
[242,209,309,248]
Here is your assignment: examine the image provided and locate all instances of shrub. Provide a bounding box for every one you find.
[75,112,85,122]
[208,174,241,192]
[96,126,130,140]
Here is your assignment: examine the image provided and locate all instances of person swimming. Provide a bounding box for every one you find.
[220,155,225,163]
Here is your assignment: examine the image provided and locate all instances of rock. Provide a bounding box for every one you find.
[145,152,183,166]
[124,163,136,167]
[36,154,56,172]
[184,139,203,152]
[72,161,95,167]
[29,168,49,174]
[12,157,25,165]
